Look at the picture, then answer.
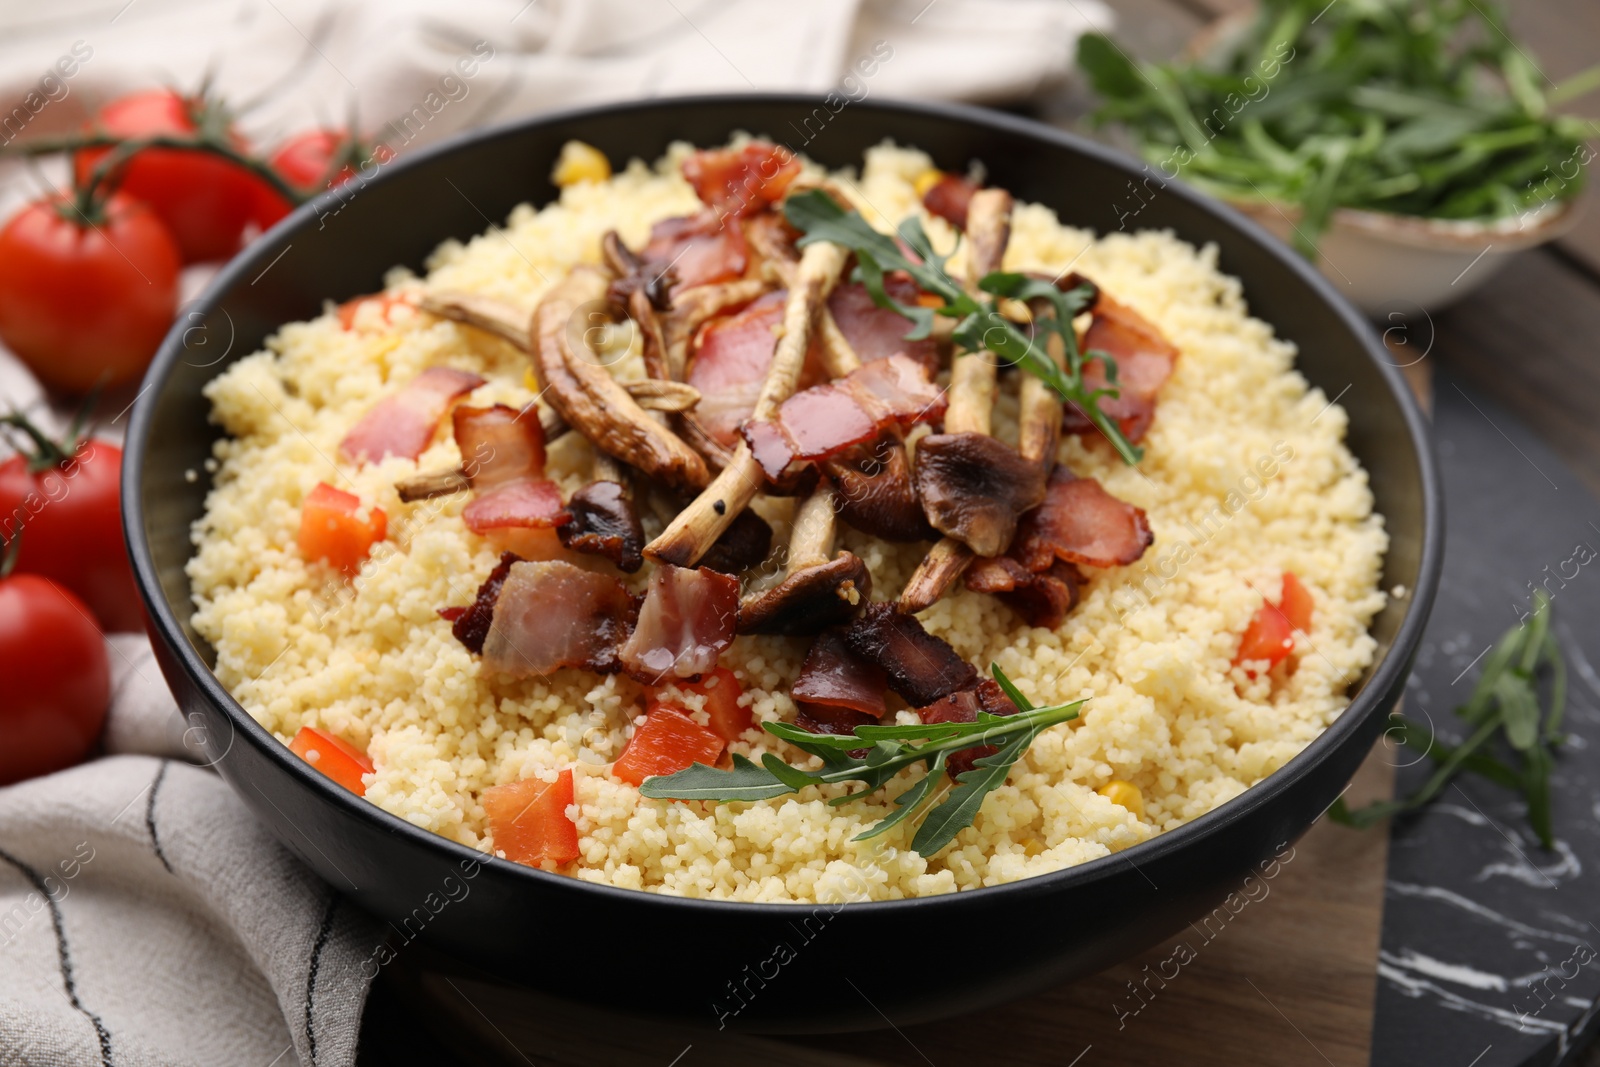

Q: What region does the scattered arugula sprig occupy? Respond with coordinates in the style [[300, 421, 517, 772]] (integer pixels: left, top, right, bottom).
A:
[[783, 189, 1143, 465], [639, 665, 1083, 857], [1331, 590, 1566, 847], [1077, 0, 1600, 257]]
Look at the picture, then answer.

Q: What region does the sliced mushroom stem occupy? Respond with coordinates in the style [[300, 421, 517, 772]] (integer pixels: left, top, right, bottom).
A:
[[786, 484, 837, 572], [623, 379, 700, 412], [646, 241, 847, 566], [1018, 300, 1068, 469], [899, 538, 973, 614], [396, 466, 473, 503], [419, 290, 531, 351], [536, 267, 710, 490], [900, 188, 1016, 611]]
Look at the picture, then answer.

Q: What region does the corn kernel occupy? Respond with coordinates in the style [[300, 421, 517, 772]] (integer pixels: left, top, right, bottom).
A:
[[1098, 780, 1143, 817], [913, 169, 944, 198], [552, 140, 611, 187], [524, 367, 539, 391]]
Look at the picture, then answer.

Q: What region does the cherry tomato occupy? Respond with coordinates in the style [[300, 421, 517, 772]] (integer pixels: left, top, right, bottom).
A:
[[75, 89, 262, 262], [254, 131, 393, 231], [0, 193, 180, 393], [0, 430, 142, 633], [0, 572, 110, 785]]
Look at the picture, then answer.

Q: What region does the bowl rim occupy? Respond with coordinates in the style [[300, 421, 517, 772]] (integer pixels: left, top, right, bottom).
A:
[[124, 91, 1444, 916]]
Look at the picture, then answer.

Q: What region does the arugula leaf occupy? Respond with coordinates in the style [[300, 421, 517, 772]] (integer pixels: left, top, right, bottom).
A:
[[1077, 3, 1600, 254], [640, 662, 1084, 856], [783, 190, 1143, 464], [1330, 590, 1565, 847]]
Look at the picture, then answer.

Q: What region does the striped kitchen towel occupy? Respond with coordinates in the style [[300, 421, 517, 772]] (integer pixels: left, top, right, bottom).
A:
[[0, 755, 383, 1067]]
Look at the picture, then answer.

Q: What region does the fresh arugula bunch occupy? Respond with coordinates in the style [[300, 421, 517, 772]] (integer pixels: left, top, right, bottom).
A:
[[783, 189, 1143, 465], [1078, 0, 1600, 256], [1332, 590, 1566, 847], [640, 665, 1084, 857]]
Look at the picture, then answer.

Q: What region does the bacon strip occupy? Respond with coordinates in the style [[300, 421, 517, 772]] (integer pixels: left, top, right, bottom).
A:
[[917, 678, 1020, 778], [619, 565, 740, 685], [441, 551, 519, 655], [481, 560, 635, 676], [1063, 293, 1178, 445], [340, 366, 484, 464], [450, 405, 568, 535], [1012, 470, 1154, 571], [842, 603, 977, 709], [642, 213, 748, 293], [825, 278, 940, 375], [740, 354, 946, 481], [687, 290, 785, 447], [965, 556, 1084, 629], [792, 628, 887, 718], [683, 142, 800, 218]]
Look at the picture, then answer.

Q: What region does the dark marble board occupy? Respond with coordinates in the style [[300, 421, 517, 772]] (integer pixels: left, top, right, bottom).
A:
[[1372, 367, 1600, 1067]]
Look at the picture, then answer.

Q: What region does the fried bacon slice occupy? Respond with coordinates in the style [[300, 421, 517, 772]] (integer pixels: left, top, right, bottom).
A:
[[619, 565, 740, 685], [740, 354, 946, 481], [825, 278, 940, 375], [558, 481, 645, 573], [683, 142, 801, 218], [842, 603, 977, 709], [792, 628, 887, 719], [1063, 292, 1178, 445], [440, 551, 519, 655], [641, 213, 749, 294], [480, 560, 635, 676], [917, 678, 1021, 778], [965, 556, 1085, 629], [913, 432, 1048, 558], [1011, 470, 1154, 571], [450, 404, 568, 535], [921, 173, 981, 230], [687, 290, 785, 447], [339, 366, 484, 464]]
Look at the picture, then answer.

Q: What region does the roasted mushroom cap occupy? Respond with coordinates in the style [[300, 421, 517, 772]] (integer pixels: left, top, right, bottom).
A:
[[823, 431, 936, 543], [698, 509, 775, 576], [913, 432, 1047, 558], [738, 551, 872, 636], [842, 602, 977, 708], [559, 481, 646, 573]]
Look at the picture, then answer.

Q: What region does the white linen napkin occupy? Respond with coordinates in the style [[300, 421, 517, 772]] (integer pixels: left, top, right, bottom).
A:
[[0, 1, 1111, 1062]]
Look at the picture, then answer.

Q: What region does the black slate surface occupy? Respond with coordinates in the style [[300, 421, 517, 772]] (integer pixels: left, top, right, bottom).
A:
[[1372, 367, 1600, 1067]]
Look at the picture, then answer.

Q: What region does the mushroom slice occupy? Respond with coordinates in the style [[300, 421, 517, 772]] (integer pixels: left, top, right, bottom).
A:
[[841, 603, 977, 709], [618, 565, 740, 685], [646, 240, 848, 567], [559, 480, 645, 573], [697, 509, 774, 576], [913, 432, 1047, 558], [534, 267, 710, 490], [738, 485, 871, 636], [822, 430, 935, 543], [897, 187, 1016, 609], [418, 291, 532, 351]]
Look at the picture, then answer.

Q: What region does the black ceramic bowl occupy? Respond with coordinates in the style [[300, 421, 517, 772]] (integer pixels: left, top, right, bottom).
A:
[[124, 95, 1442, 1032]]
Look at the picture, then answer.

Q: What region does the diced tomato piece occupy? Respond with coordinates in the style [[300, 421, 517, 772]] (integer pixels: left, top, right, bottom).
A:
[[482, 768, 580, 867], [653, 666, 749, 743], [1233, 597, 1295, 676], [613, 706, 726, 786], [298, 482, 387, 575], [289, 726, 374, 795], [1279, 572, 1314, 633], [337, 292, 411, 330]]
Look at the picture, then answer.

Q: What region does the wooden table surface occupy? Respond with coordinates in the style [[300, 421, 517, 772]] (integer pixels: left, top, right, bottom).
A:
[[358, 2, 1600, 1063]]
